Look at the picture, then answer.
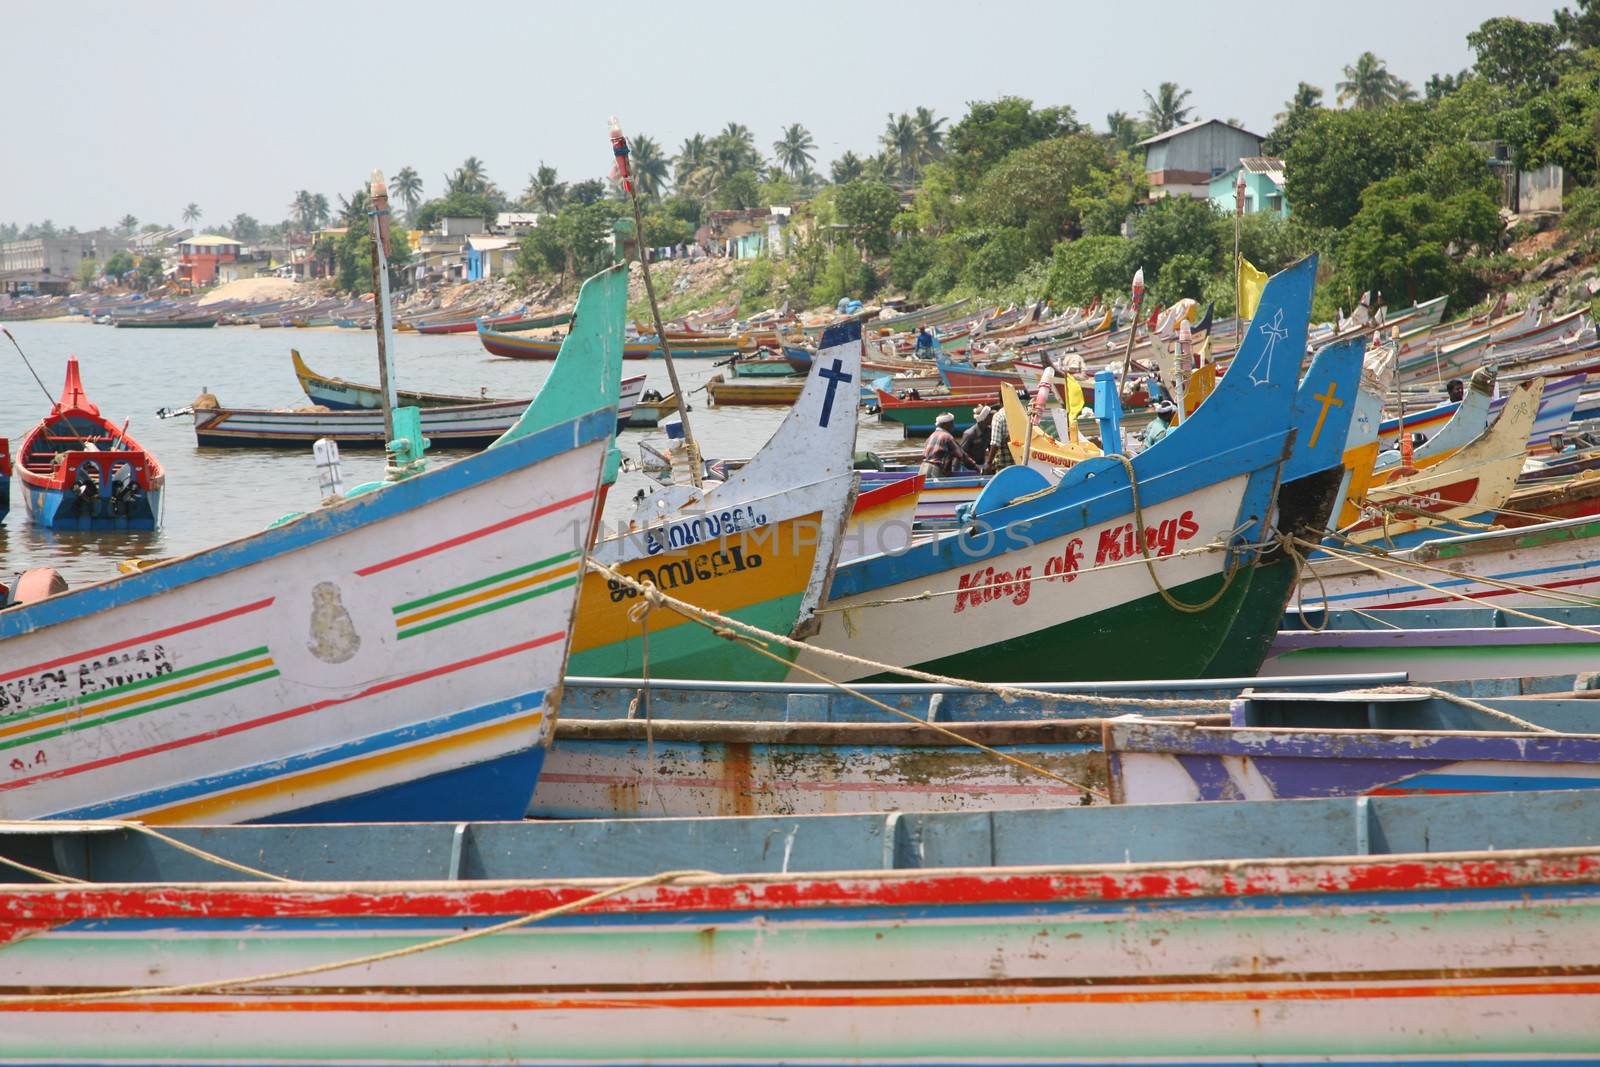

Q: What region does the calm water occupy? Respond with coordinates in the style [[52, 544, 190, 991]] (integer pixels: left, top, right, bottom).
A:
[[0, 319, 906, 587]]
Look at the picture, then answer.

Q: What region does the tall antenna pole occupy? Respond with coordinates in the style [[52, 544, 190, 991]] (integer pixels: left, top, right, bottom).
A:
[[610, 118, 703, 488]]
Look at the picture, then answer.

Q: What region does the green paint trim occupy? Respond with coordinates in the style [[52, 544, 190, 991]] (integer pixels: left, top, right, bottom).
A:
[[0, 670, 281, 753], [397, 577, 578, 640], [392, 550, 581, 614], [0, 646, 271, 727], [569, 594, 805, 682]]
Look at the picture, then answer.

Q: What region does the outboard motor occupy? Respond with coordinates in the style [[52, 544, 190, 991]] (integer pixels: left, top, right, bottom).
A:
[[72, 462, 101, 517], [109, 463, 141, 517]]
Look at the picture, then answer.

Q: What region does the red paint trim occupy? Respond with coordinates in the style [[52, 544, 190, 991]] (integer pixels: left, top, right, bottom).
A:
[[851, 474, 924, 515], [0, 631, 564, 793], [0, 598, 275, 684], [357, 492, 595, 576], [1366, 571, 1600, 610], [11, 978, 1600, 1013], [1, 852, 1596, 923]]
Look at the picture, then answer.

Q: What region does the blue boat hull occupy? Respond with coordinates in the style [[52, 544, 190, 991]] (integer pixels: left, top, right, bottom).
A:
[[22, 482, 163, 531], [252, 745, 547, 824]]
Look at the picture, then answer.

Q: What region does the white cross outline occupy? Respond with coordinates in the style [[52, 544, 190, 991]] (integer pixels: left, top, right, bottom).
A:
[[1246, 307, 1289, 386]]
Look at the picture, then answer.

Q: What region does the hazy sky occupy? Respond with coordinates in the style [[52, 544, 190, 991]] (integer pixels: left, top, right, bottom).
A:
[[3, 0, 1557, 231]]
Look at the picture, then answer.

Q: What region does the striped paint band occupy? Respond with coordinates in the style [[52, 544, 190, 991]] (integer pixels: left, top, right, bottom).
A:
[[393, 550, 581, 640], [49, 689, 551, 822], [0, 647, 271, 737], [10, 976, 1600, 1014], [0, 631, 565, 795], [0, 599, 274, 685], [1315, 555, 1600, 605], [357, 491, 594, 576]]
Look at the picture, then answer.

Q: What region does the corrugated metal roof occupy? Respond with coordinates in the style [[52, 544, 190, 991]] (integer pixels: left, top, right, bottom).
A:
[[1240, 156, 1286, 183], [182, 234, 241, 247], [1138, 118, 1264, 147]]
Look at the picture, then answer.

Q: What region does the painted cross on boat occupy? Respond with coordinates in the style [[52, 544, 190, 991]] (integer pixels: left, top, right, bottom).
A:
[[1308, 379, 1343, 449], [1246, 307, 1290, 386], [817, 357, 854, 427]]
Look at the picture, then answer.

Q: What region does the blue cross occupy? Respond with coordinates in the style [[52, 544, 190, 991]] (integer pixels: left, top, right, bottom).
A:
[[817, 356, 854, 427]]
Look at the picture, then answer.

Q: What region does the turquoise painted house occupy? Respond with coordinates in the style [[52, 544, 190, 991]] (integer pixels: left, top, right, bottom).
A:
[[1209, 157, 1289, 218]]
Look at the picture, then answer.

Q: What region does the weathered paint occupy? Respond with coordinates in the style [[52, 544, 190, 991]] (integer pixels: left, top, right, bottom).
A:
[[1106, 717, 1600, 803], [3, 792, 1600, 1061]]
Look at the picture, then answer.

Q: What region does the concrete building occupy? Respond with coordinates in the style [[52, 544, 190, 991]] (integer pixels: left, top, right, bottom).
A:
[[0, 232, 130, 284], [1140, 120, 1265, 200], [1208, 157, 1289, 218], [494, 212, 541, 235], [440, 215, 489, 238], [177, 234, 242, 286]]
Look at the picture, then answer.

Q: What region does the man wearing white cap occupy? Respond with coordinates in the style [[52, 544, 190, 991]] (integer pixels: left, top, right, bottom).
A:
[[919, 411, 971, 479]]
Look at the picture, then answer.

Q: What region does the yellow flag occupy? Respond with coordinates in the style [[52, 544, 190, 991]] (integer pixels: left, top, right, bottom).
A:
[[1062, 373, 1085, 440], [1238, 255, 1268, 320]]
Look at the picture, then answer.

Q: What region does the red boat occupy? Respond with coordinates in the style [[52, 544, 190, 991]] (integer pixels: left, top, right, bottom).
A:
[[16, 358, 165, 531], [414, 308, 526, 335]]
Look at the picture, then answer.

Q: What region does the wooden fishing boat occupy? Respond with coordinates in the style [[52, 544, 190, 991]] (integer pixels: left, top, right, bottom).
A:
[[488, 309, 573, 332], [705, 373, 804, 406], [564, 320, 862, 681], [1497, 470, 1600, 526], [187, 396, 531, 450], [16, 359, 164, 531], [111, 314, 219, 329], [995, 378, 1100, 472], [791, 258, 1317, 684], [413, 307, 525, 335], [728, 353, 802, 377], [0, 438, 9, 524], [1303, 513, 1600, 612], [0, 266, 627, 823], [5, 790, 1600, 1062], [1262, 604, 1600, 681], [859, 469, 986, 526], [1345, 377, 1543, 548], [1107, 682, 1600, 803], [480, 322, 746, 360], [626, 390, 678, 428], [873, 388, 1005, 437], [1370, 365, 1495, 484], [289, 349, 645, 435], [531, 670, 1524, 819], [841, 471, 922, 560]]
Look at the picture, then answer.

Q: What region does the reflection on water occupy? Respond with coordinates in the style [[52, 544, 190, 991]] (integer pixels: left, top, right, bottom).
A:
[[0, 319, 907, 588]]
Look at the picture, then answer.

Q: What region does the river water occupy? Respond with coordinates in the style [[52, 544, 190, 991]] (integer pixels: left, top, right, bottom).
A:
[[0, 319, 907, 588]]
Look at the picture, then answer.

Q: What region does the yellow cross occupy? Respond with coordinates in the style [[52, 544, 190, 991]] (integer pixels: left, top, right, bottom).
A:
[[1308, 380, 1343, 449]]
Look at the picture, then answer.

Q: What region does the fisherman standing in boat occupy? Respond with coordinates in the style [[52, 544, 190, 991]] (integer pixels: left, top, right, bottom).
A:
[[920, 412, 973, 479], [960, 405, 994, 472], [914, 326, 936, 359]]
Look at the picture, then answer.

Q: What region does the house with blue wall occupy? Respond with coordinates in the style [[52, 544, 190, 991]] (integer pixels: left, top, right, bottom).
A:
[[1140, 119, 1264, 200], [465, 236, 519, 281], [1209, 157, 1289, 218]]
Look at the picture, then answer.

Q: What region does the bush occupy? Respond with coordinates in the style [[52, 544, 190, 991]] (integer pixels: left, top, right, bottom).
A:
[[1045, 235, 1131, 305], [962, 227, 1034, 291], [810, 246, 878, 307], [889, 234, 934, 291]]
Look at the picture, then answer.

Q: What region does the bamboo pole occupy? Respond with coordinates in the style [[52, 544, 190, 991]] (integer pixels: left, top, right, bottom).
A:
[[610, 118, 703, 489]]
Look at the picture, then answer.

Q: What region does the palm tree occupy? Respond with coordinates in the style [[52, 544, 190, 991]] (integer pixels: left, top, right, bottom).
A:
[[630, 134, 670, 199], [773, 123, 817, 179], [116, 214, 138, 235], [1105, 111, 1145, 151], [1276, 82, 1323, 122], [1141, 83, 1193, 133], [1337, 52, 1415, 109], [338, 189, 370, 226], [524, 163, 565, 213], [182, 202, 202, 226], [447, 156, 488, 195], [881, 112, 921, 179], [392, 166, 423, 221], [719, 122, 757, 164], [830, 151, 865, 184], [674, 133, 709, 189], [913, 106, 947, 166], [311, 193, 331, 229]]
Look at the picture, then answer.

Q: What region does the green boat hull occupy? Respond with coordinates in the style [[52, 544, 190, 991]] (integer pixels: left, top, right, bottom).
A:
[[863, 570, 1251, 683], [568, 593, 805, 682]]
